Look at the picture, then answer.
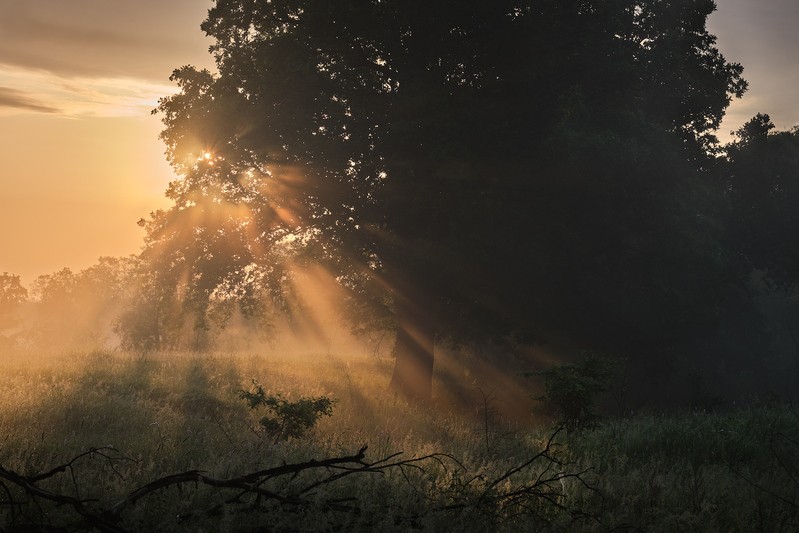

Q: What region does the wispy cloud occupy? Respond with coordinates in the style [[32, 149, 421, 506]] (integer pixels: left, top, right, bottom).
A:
[[0, 0, 213, 118], [0, 66, 177, 118], [0, 87, 60, 114], [0, 0, 214, 82]]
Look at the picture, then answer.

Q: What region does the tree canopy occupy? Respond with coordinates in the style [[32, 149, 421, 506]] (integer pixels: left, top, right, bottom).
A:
[[0, 273, 27, 337], [148, 0, 748, 400], [724, 114, 799, 285]]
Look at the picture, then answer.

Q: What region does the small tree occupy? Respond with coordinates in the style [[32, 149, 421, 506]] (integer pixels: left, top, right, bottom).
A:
[[239, 380, 335, 443], [531, 355, 615, 431]]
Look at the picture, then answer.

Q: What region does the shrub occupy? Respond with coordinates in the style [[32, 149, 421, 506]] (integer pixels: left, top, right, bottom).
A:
[[530, 354, 615, 431], [239, 379, 335, 443]]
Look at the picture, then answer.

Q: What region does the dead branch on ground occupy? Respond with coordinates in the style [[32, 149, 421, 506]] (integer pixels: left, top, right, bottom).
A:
[[0, 430, 596, 531]]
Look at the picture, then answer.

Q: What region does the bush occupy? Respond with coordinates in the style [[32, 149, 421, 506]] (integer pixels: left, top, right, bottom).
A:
[[530, 354, 615, 431], [239, 379, 335, 443]]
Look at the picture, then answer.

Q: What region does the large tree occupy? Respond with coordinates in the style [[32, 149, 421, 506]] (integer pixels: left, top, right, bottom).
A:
[[151, 0, 746, 400]]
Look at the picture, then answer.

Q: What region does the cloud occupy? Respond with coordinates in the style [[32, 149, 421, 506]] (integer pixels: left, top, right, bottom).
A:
[[710, 0, 799, 137], [0, 0, 214, 82], [0, 0, 215, 118], [0, 87, 60, 113], [0, 66, 177, 118]]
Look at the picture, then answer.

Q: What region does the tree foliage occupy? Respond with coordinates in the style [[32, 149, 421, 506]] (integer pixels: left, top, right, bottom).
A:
[[531, 355, 616, 431], [27, 258, 138, 349], [724, 114, 799, 285], [0, 273, 27, 347], [134, 151, 295, 350], [146, 0, 749, 399], [239, 380, 335, 443]]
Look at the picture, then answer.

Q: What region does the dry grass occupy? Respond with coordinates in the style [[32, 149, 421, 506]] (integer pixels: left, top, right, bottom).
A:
[[0, 348, 797, 531]]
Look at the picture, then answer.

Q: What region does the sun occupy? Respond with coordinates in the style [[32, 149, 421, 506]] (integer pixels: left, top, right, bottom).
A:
[[197, 151, 215, 165]]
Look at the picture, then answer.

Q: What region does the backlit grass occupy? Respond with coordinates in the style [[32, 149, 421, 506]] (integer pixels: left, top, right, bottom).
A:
[[0, 348, 797, 531]]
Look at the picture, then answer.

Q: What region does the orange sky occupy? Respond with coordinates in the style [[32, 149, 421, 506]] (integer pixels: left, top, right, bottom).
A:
[[0, 0, 797, 286], [0, 0, 215, 285]]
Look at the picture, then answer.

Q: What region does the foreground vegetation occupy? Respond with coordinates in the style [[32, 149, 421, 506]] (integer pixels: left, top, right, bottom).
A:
[[0, 348, 797, 531]]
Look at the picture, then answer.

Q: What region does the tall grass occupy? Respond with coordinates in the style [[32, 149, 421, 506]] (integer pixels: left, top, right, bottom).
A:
[[0, 348, 797, 531]]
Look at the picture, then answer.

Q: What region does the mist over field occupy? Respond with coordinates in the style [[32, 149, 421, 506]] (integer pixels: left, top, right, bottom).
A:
[[3, 0, 799, 531]]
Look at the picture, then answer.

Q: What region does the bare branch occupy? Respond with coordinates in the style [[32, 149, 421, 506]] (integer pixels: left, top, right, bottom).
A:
[[0, 428, 596, 531]]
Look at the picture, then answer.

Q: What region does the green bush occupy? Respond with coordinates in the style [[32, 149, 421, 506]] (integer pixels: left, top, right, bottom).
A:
[[530, 354, 615, 431], [239, 379, 335, 443]]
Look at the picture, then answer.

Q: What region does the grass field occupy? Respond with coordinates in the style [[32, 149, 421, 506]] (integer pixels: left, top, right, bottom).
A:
[[0, 348, 797, 531]]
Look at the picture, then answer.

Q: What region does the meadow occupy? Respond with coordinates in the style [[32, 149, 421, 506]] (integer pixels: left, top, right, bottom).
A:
[[0, 347, 797, 531]]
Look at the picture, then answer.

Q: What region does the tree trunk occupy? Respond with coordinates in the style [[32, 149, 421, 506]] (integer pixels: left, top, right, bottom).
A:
[[389, 290, 435, 403]]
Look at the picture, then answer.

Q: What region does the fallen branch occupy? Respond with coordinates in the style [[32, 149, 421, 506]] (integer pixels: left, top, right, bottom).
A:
[[0, 430, 597, 531], [109, 445, 372, 517], [0, 463, 125, 533]]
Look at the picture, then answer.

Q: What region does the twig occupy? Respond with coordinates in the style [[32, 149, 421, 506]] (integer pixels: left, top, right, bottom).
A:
[[211, 410, 237, 449], [28, 447, 122, 483], [731, 467, 798, 510]]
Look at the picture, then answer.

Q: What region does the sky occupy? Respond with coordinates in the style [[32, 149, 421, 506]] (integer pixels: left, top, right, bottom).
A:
[[0, 0, 797, 286], [0, 0, 215, 285]]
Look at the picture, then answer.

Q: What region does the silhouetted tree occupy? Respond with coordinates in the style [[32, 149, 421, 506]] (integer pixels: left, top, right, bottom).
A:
[[151, 0, 746, 400], [134, 159, 298, 350], [29, 257, 138, 349], [0, 273, 27, 347], [725, 114, 799, 284], [701, 115, 799, 400], [0, 273, 26, 323]]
